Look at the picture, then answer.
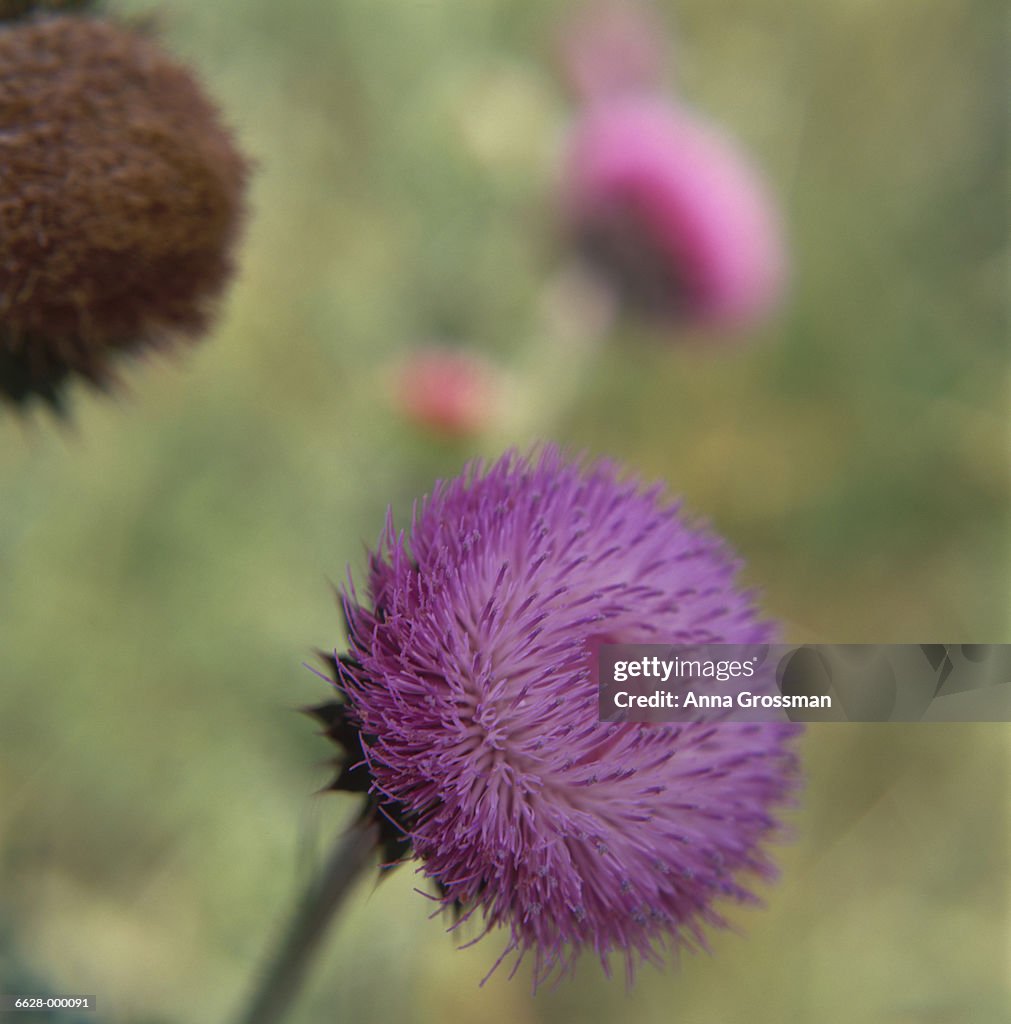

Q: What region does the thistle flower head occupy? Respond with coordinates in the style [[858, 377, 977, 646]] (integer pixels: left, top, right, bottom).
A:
[[563, 95, 786, 332], [0, 1, 95, 20], [320, 448, 801, 986], [390, 346, 501, 438], [0, 14, 248, 409]]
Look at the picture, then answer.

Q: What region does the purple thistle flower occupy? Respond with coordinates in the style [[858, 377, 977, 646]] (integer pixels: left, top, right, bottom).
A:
[[320, 447, 801, 987], [563, 95, 787, 332]]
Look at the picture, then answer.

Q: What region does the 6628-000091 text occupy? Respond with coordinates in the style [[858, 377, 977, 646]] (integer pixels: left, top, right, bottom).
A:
[[0, 996, 96, 1012]]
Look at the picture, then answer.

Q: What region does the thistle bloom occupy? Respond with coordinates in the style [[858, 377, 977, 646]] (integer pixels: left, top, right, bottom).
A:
[[562, 95, 787, 331], [0, 15, 248, 409], [319, 448, 801, 986]]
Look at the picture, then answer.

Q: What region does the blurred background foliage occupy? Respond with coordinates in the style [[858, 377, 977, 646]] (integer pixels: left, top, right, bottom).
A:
[[0, 0, 1008, 1021]]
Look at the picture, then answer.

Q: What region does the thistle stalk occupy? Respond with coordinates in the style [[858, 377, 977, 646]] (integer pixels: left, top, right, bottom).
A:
[[234, 818, 378, 1024]]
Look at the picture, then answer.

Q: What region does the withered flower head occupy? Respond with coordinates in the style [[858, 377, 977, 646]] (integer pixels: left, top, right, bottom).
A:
[[0, 14, 248, 409], [0, 2, 97, 22]]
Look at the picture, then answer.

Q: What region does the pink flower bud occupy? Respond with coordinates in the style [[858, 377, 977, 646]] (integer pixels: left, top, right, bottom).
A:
[[557, 0, 669, 104], [392, 348, 499, 437]]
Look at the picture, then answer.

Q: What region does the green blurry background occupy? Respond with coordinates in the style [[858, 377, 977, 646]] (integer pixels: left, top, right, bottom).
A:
[[1, 0, 1008, 1021]]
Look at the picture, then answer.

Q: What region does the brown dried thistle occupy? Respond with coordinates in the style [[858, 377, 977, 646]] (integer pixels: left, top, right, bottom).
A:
[[0, 14, 249, 410]]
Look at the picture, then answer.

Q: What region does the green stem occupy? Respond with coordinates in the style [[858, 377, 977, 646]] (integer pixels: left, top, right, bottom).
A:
[[234, 818, 379, 1024]]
